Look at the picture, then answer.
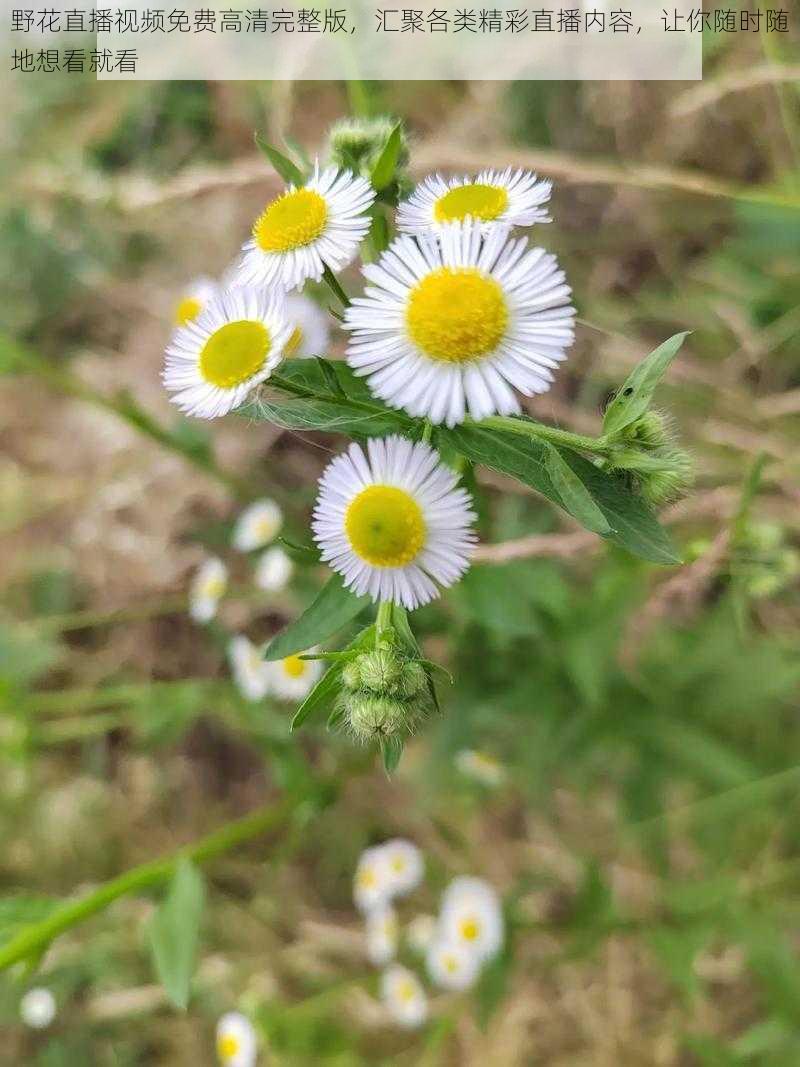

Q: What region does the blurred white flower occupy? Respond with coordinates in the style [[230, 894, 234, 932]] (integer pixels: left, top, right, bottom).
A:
[[426, 937, 481, 992], [233, 499, 284, 552], [267, 650, 322, 702], [439, 876, 504, 964], [216, 1011, 257, 1067], [189, 557, 228, 623], [283, 292, 332, 358], [455, 749, 506, 788], [174, 275, 218, 326], [381, 964, 428, 1029], [365, 903, 399, 966], [228, 635, 270, 702], [354, 844, 392, 913], [382, 838, 424, 898], [255, 545, 294, 592], [406, 913, 437, 955], [20, 987, 56, 1029]]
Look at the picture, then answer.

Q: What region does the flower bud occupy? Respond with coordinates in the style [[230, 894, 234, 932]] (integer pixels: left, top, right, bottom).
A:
[[638, 447, 694, 505], [342, 659, 362, 692], [327, 117, 409, 179], [355, 648, 404, 695], [624, 410, 673, 450], [395, 659, 427, 699], [347, 693, 408, 741]]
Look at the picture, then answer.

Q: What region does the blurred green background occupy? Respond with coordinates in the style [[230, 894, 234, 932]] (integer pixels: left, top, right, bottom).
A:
[[1, 25, 800, 1066]]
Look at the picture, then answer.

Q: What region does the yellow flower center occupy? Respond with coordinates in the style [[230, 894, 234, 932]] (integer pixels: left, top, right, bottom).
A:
[[459, 916, 481, 942], [175, 296, 203, 325], [444, 954, 459, 973], [201, 575, 226, 599], [199, 320, 271, 389], [434, 182, 509, 223], [391, 856, 406, 873], [397, 979, 416, 1003], [284, 325, 304, 357], [282, 653, 307, 679], [406, 268, 508, 363], [345, 485, 426, 568], [253, 188, 328, 253], [217, 1034, 240, 1061], [358, 867, 376, 888]]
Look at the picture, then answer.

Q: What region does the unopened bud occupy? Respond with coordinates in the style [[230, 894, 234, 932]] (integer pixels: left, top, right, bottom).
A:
[[342, 659, 362, 691], [356, 649, 403, 695], [624, 410, 673, 450], [327, 117, 408, 179], [347, 693, 408, 742], [638, 447, 694, 505]]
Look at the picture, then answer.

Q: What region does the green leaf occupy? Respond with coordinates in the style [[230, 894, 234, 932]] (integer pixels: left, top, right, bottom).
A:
[[543, 443, 610, 534], [264, 574, 369, 661], [277, 536, 322, 565], [254, 133, 305, 186], [241, 391, 409, 438], [370, 121, 403, 191], [602, 332, 690, 437], [147, 859, 204, 1011], [291, 662, 344, 732], [442, 424, 680, 565], [381, 735, 404, 774]]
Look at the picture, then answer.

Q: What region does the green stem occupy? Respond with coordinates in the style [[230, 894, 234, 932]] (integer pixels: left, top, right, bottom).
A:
[[0, 787, 334, 973], [321, 264, 350, 310], [421, 419, 433, 444], [376, 601, 393, 642], [477, 415, 613, 457]]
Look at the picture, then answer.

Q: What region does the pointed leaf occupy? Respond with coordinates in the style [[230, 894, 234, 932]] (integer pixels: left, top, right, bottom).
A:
[[254, 133, 304, 186], [278, 536, 321, 565], [602, 332, 690, 437], [370, 121, 403, 191], [264, 574, 369, 661], [543, 443, 610, 534], [381, 735, 404, 775], [147, 859, 204, 1011], [291, 662, 344, 732]]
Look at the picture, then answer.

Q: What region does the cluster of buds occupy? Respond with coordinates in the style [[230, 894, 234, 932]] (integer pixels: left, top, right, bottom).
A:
[[608, 410, 694, 506], [337, 646, 431, 743]]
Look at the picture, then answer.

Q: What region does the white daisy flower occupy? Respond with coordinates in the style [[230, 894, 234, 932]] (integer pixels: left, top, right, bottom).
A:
[[216, 1011, 257, 1067], [233, 499, 284, 552], [283, 292, 332, 358], [406, 913, 437, 955], [455, 749, 507, 788], [397, 168, 552, 236], [189, 557, 228, 623], [163, 286, 291, 420], [228, 635, 270, 702], [354, 844, 393, 913], [238, 164, 376, 292], [439, 877, 504, 964], [366, 903, 399, 966], [267, 649, 323, 702], [381, 964, 428, 1029], [20, 987, 56, 1029], [312, 435, 476, 611], [174, 275, 218, 326], [344, 220, 575, 426], [426, 937, 481, 992], [254, 545, 294, 592], [382, 838, 424, 898]]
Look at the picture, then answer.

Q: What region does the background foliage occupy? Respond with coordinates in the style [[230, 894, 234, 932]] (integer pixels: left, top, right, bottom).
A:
[[1, 32, 799, 1065]]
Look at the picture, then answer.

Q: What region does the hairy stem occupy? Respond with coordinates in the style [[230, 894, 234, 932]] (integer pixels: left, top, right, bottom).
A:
[[477, 415, 613, 456]]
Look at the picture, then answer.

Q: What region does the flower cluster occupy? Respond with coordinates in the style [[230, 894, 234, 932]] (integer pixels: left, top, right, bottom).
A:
[[165, 116, 691, 762], [353, 839, 504, 1029]]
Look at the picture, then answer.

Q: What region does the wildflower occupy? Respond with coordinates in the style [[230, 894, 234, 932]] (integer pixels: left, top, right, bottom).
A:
[[233, 499, 284, 552], [426, 937, 481, 991], [366, 903, 399, 966], [228, 635, 270, 702], [267, 650, 322, 702], [189, 557, 228, 623], [174, 275, 218, 326], [216, 1011, 257, 1067], [344, 220, 575, 426], [354, 844, 392, 913], [238, 164, 375, 291], [406, 913, 437, 955], [20, 988, 56, 1029], [381, 964, 428, 1028], [439, 877, 504, 964], [397, 168, 551, 236], [283, 292, 332, 359], [163, 287, 291, 419], [312, 436, 476, 610], [254, 545, 294, 592], [382, 838, 424, 897], [455, 749, 506, 788]]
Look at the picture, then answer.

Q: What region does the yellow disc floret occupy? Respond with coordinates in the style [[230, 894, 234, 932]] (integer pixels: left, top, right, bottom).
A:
[[282, 654, 307, 679], [459, 916, 481, 942], [284, 325, 304, 357], [175, 296, 203, 326], [217, 1034, 240, 1061], [406, 268, 508, 363], [253, 188, 328, 253], [434, 182, 508, 223], [345, 485, 426, 568], [199, 320, 271, 389]]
